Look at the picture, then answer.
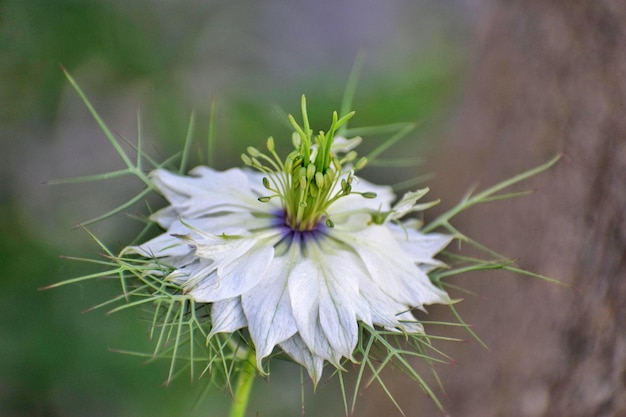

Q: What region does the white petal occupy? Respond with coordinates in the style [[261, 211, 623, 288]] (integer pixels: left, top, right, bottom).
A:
[[331, 136, 362, 153], [210, 297, 247, 335], [389, 225, 452, 265], [310, 246, 365, 360], [187, 243, 274, 302], [318, 284, 358, 362], [126, 219, 196, 258], [357, 271, 407, 329], [182, 212, 275, 237], [126, 212, 274, 261], [287, 259, 338, 364], [388, 188, 431, 221], [151, 167, 264, 217], [150, 206, 178, 229], [288, 246, 366, 364], [287, 259, 320, 349], [279, 334, 324, 385], [335, 225, 451, 307], [242, 254, 298, 368], [393, 310, 425, 334], [125, 232, 190, 259], [192, 234, 258, 262]]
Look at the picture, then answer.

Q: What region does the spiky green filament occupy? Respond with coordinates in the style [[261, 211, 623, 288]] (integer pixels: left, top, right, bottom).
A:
[[242, 95, 374, 231]]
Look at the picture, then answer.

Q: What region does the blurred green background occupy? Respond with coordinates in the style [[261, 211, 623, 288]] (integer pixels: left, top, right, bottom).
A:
[[0, 1, 470, 415]]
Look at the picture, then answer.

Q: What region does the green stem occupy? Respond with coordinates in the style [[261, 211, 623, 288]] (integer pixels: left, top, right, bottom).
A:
[[229, 350, 257, 417]]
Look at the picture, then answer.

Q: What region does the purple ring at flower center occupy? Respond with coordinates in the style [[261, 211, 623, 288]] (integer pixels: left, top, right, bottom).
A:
[[272, 210, 326, 246]]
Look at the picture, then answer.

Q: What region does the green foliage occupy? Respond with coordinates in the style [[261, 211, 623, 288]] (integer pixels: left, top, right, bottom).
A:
[[0, 0, 164, 123]]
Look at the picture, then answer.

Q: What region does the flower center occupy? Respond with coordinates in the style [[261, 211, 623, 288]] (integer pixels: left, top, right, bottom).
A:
[[242, 96, 376, 232]]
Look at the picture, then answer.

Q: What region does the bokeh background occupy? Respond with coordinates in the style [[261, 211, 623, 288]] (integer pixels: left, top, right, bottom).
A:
[[2, 1, 625, 416]]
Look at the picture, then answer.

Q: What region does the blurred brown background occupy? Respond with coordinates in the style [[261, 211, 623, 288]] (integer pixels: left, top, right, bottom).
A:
[[394, 1, 626, 416], [1, 1, 624, 416]]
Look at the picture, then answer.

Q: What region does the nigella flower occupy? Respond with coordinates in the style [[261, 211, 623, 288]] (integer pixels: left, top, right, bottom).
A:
[[126, 98, 452, 383]]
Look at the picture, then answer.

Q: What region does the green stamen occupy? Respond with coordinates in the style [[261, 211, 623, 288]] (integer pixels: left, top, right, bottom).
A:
[[242, 96, 377, 231]]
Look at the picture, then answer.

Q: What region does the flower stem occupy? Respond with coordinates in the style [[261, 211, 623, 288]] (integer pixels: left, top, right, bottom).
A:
[[229, 350, 256, 417]]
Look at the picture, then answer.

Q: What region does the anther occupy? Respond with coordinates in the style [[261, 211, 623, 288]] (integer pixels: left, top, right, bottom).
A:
[[247, 146, 261, 157], [306, 164, 316, 180], [241, 154, 253, 166], [343, 151, 357, 163], [291, 132, 301, 148], [251, 158, 263, 170], [315, 171, 324, 189], [266, 137, 275, 152], [354, 157, 368, 171]]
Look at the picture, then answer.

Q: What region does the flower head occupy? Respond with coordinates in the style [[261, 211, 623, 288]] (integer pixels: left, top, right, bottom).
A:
[[127, 96, 452, 383], [50, 72, 562, 417]]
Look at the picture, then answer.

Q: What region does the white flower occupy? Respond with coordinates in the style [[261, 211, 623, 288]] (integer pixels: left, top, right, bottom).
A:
[[127, 103, 452, 384]]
